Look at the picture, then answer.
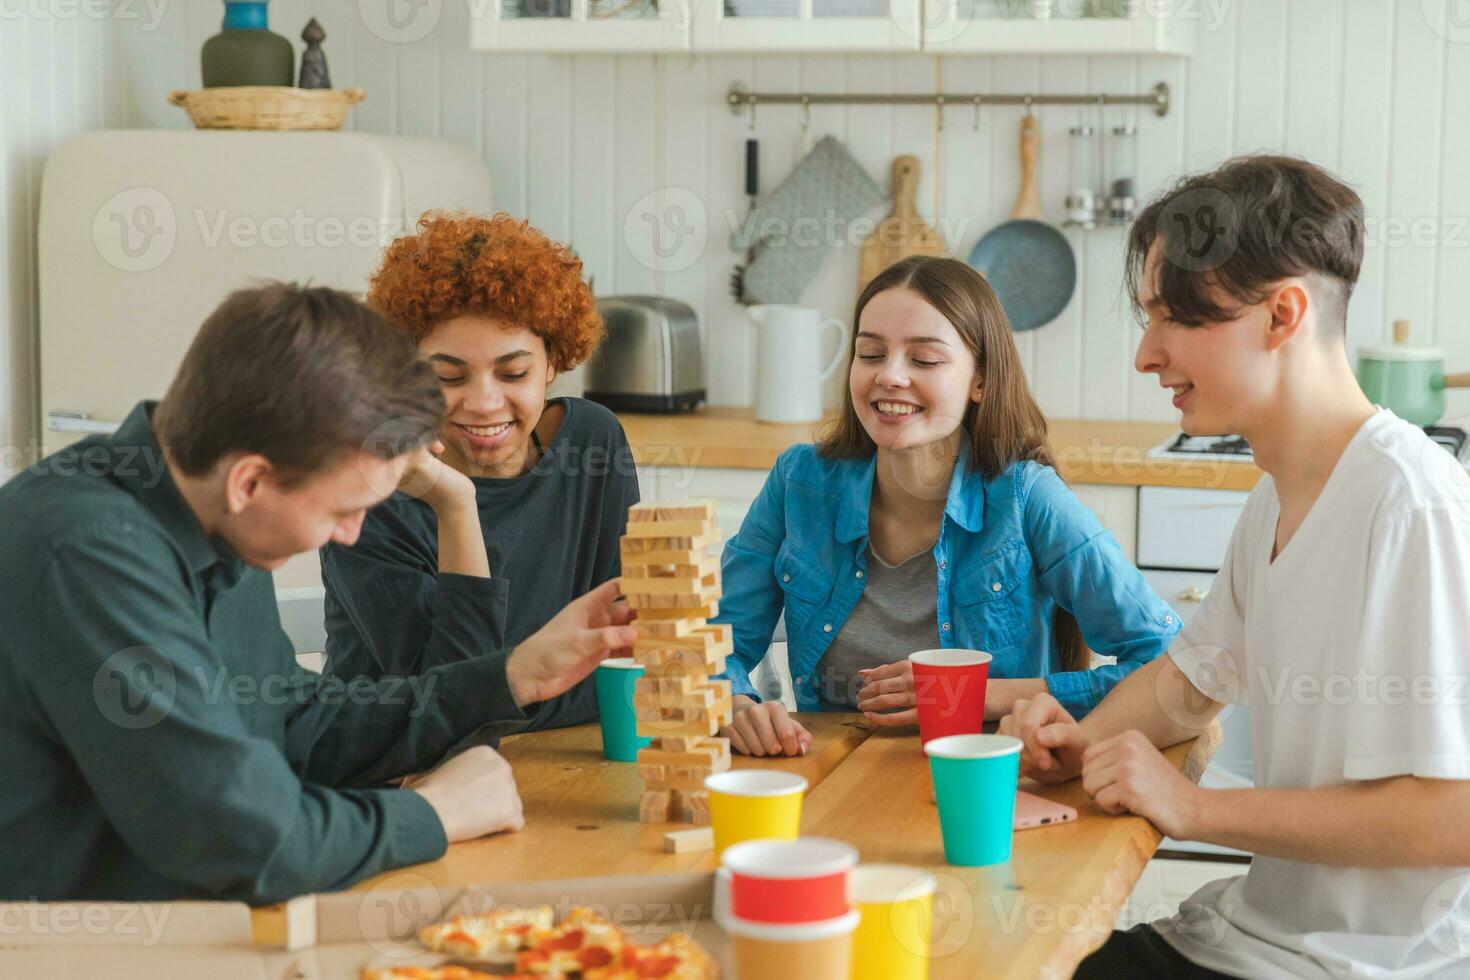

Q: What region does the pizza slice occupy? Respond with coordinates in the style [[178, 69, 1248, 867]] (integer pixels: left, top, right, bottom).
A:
[[417, 904, 555, 967], [360, 966, 538, 980]]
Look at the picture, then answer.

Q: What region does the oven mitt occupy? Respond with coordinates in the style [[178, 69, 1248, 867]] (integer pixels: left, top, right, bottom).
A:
[[732, 135, 884, 305]]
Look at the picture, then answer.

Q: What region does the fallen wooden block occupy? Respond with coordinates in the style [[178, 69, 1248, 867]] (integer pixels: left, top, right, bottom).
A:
[[663, 826, 714, 854]]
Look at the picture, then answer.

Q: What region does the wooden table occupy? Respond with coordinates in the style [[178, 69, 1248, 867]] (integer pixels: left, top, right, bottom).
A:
[[250, 713, 870, 944], [252, 714, 1219, 978], [798, 724, 1223, 980]]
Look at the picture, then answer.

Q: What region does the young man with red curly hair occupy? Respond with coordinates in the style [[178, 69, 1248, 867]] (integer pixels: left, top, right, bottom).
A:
[[320, 212, 639, 731]]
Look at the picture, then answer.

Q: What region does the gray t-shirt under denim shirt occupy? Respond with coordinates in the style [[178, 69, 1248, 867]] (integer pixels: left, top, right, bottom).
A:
[[815, 544, 940, 708]]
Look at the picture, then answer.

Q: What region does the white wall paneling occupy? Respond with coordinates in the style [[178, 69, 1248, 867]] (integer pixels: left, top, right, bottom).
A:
[[6, 0, 1470, 472]]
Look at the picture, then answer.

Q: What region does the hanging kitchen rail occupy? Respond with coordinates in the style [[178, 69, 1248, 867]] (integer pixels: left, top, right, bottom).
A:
[[728, 80, 1171, 119]]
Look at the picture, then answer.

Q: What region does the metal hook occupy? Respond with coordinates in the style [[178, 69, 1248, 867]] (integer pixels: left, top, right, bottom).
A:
[[936, 94, 945, 132], [748, 99, 757, 130], [972, 95, 982, 131], [1023, 94, 1034, 118], [800, 95, 811, 132]]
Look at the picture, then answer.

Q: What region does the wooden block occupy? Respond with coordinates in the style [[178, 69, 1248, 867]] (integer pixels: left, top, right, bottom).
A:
[[636, 713, 721, 740], [629, 501, 718, 523], [637, 763, 670, 784], [635, 674, 702, 698], [620, 531, 719, 552], [671, 789, 710, 826], [635, 647, 727, 676], [689, 791, 711, 827], [636, 601, 719, 621], [625, 585, 721, 611], [635, 684, 721, 719], [623, 519, 716, 540], [620, 569, 722, 596], [635, 623, 731, 654], [656, 735, 703, 753], [663, 826, 715, 853], [639, 789, 673, 824], [637, 739, 731, 773], [621, 555, 720, 580]]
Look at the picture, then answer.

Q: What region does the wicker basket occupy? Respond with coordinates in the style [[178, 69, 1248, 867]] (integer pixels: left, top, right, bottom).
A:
[[168, 86, 365, 131]]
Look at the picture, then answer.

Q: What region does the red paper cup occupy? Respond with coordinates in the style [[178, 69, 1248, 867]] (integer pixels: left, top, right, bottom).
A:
[[717, 838, 858, 925], [908, 649, 991, 744]]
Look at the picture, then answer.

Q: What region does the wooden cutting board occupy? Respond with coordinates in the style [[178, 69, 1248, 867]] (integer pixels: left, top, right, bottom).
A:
[[857, 155, 945, 291]]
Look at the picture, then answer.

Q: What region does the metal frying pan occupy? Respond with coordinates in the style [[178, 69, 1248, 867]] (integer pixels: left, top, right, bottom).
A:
[[967, 114, 1076, 332]]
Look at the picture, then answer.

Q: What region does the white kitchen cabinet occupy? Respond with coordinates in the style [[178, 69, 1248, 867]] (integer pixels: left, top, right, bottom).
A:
[[691, 0, 922, 53], [922, 8, 1194, 55], [468, 2, 1192, 53], [470, 0, 691, 51], [1072, 483, 1138, 565]]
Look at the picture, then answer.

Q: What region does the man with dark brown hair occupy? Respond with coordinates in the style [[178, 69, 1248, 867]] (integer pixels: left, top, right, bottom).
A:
[[1003, 156, 1470, 978], [0, 283, 636, 904]]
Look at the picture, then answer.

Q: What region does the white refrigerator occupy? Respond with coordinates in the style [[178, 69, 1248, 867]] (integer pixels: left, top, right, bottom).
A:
[[38, 130, 494, 645]]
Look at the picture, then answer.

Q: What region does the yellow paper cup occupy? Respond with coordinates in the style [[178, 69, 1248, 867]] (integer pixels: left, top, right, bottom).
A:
[[849, 864, 937, 980], [704, 770, 808, 857]]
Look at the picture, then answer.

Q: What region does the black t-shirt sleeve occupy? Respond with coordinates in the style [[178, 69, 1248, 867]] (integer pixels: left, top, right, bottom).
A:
[[320, 500, 510, 679]]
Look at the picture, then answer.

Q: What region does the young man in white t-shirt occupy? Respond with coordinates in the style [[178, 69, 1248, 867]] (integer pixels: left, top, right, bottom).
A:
[[1001, 155, 1470, 979]]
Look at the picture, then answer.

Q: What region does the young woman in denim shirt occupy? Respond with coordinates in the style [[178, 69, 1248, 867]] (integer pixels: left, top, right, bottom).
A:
[[714, 256, 1180, 756]]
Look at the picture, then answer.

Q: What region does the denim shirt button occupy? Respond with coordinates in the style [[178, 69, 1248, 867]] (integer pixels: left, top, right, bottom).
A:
[[855, 570, 864, 579], [991, 582, 1002, 592], [782, 574, 790, 583], [823, 623, 833, 633], [939, 560, 947, 570], [942, 622, 951, 631], [1165, 615, 1175, 626]]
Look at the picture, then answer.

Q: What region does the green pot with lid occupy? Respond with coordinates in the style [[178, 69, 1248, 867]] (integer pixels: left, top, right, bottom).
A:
[[1356, 320, 1470, 427]]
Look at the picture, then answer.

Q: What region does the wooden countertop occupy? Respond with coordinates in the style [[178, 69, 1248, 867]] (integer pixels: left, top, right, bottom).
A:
[[621, 407, 1262, 491], [252, 715, 1220, 980]]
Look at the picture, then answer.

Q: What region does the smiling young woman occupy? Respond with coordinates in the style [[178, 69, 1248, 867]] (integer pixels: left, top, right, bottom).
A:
[[711, 255, 1180, 757], [318, 212, 639, 732]]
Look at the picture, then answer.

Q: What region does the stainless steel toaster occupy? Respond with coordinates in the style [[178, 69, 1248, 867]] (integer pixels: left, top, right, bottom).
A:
[[585, 295, 705, 414]]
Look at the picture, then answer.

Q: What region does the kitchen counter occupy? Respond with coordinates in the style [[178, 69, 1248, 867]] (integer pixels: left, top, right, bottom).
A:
[[620, 408, 1263, 492]]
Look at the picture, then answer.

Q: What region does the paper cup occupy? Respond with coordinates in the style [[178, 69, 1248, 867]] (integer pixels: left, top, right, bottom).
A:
[[717, 837, 857, 925], [594, 657, 651, 762], [723, 910, 860, 980], [849, 864, 937, 980], [908, 649, 991, 744], [705, 770, 808, 857], [925, 734, 1022, 866]]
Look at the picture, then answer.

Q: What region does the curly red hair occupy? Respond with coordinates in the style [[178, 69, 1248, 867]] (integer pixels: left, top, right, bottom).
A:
[[368, 211, 603, 371]]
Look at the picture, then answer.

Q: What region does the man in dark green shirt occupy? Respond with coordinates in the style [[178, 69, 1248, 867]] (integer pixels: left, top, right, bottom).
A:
[[0, 284, 635, 904]]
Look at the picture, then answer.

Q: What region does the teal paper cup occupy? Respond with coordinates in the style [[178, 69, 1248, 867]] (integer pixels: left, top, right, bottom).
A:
[[924, 734, 1022, 866], [595, 657, 651, 762]]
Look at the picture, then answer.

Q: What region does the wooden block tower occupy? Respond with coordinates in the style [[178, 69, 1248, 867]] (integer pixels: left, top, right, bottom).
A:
[[621, 501, 735, 825]]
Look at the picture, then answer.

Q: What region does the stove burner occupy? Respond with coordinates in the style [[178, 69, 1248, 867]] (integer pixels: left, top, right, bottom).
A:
[[1150, 426, 1470, 463]]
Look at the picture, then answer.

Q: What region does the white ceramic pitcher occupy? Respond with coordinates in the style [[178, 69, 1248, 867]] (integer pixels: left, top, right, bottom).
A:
[[749, 304, 849, 424]]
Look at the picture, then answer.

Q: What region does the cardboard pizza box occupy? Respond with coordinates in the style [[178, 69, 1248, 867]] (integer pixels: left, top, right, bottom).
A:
[[0, 871, 729, 978]]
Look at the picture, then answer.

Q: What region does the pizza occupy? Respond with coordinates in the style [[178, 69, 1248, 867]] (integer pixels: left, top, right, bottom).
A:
[[416, 904, 555, 967], [358, 969, 508, 975], [411, 905, 718, 979]]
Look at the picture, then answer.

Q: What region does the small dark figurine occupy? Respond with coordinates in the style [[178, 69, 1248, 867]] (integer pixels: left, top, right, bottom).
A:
[[298, 18, 330, 90]]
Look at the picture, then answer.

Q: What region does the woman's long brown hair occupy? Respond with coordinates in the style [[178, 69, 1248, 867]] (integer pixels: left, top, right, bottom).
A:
[[817, 255, 1087, 673]]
